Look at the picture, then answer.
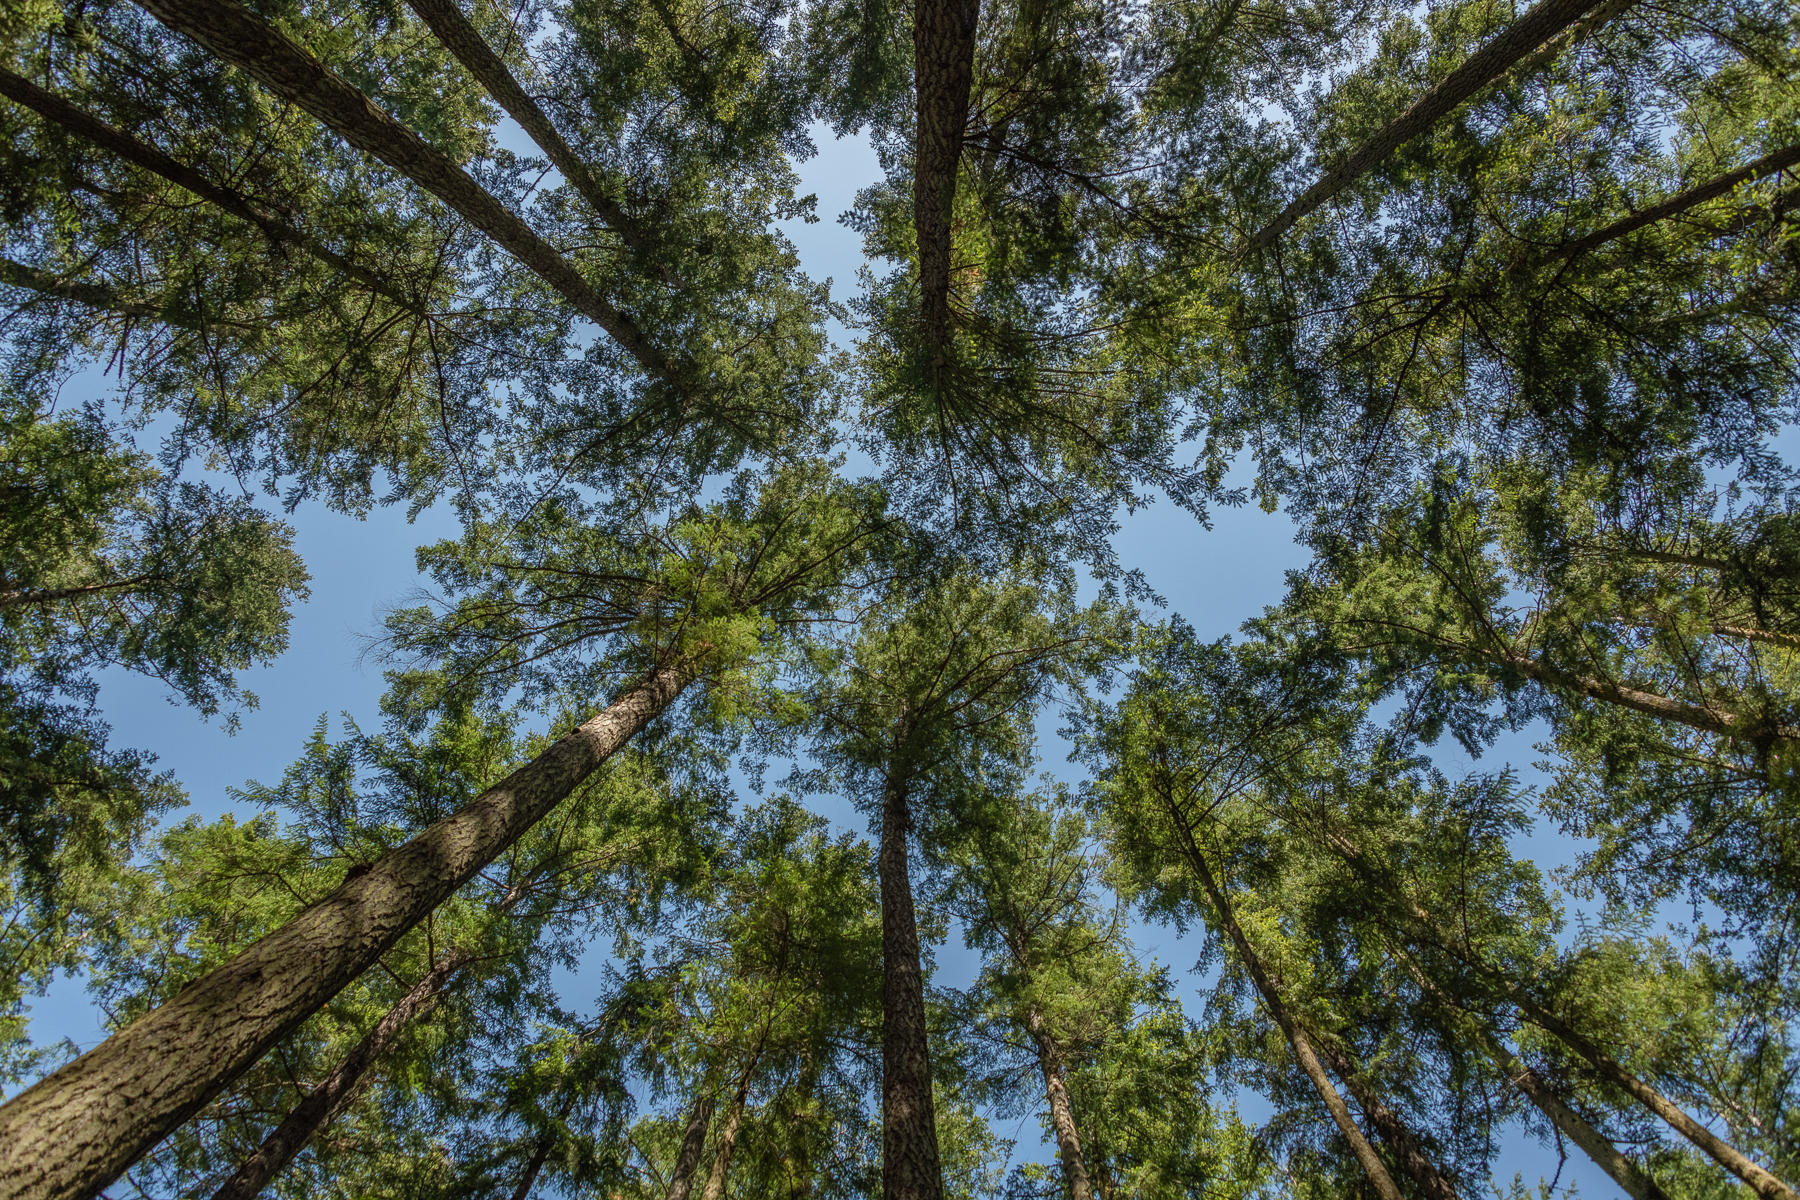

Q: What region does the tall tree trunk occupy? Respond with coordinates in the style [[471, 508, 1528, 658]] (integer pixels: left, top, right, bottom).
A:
[[666, 1087, 717, 1200], [1550, 143, 1800, 262], [0, 67, 415, 309], [133, 0, 680, 389], [399, 0, 652, 255], [1155, 782, 1405, 1200], [879, 769, 946, 1200], [912, 0, 980, 359], [0, 660, 694, 1200], [210, 953, 466, 1200], [1026, 1011, 1095, 1200], [700, 1060, 755, 1200], [1491, 648, 1799, 743], [1308, 1033, 1461, 1200], [1246, 0, 1613, 251]]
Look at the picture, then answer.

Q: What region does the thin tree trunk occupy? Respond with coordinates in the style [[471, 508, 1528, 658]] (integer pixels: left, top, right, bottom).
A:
[[0, 572, 162, 610], [1026, 1011, 1095, 1200], [1493, 648, 1800, 742], [1550, 143, 1800, 262], [0, 67, 415, 309], [509, 1126, 558, 1200], [1246, 0, 1610, 251], [0, 259, 254, 332], [133, 0, 680, 389], [1155, 782, 1405, 1200], [1389, 944, 1671, 1200], [210, 953, 466, 1200], [1308, 1033, 1460, 1200], [666, 1088, 717, 1200], [913, 0, 980, 358], [879, 768, 946, 1200], [400, 0, 652, 254], [0, 660, 694, 1200], [700, 1057, 757, 1200]]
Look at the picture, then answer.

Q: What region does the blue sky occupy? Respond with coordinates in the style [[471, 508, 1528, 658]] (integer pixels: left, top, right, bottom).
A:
[[22, 121, 1637, 1196]]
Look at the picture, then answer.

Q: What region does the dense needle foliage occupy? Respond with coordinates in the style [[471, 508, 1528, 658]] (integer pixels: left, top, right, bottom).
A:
[[1, 0, 1798, 1196]]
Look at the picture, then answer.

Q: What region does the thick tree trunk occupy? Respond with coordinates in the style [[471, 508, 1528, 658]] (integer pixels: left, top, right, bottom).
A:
[[0, 67, 414, 309], [912, 0, 980, 357], [1551, 143, 1800, 262], [1493, 648, 1800, 742], [1026, 1012, 1095, 1200], [133, 0, 679, 388], [666, 1088, 717, 1200], [0, 661, 693, 1200], [210, 953, 465, 1200], [400, 0, 650, 254], [1158, 785, 1404, 1200], [1247, 0, 1610, 251], [879, 770, 947, 1200]]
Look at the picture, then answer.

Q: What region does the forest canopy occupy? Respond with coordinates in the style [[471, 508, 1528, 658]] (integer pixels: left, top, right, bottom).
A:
[[1, 0, 1798, 1197]]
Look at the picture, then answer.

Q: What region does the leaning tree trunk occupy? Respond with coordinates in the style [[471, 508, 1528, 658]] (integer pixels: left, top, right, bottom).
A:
[[912, 0, 980, 360], [879, 768, 947, 1200], [1491, 648, 1800, 743], [1246, 0, 1613, 251], [1310, 1034, 1461, 1200], [1157, 784, 1405, 1200], [1026, 1011, 1096, 1200], [665, 1085, 717, 1200], [133, 0, 679, 387], [1550, 143, 1800, 262], [701, 1048, 761, 1200], [507, 1093, 580, 1200], [210, 953, 467, 1200], [0, 660, 694, 1200]]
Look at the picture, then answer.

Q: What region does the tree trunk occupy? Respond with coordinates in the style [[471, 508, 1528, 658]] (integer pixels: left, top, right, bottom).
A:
[[879, 769, 946, 1200], [700, 1063, 754, 1200], [1308, 1034, 1461, 1200], [1493, 648, 1799, 743], [912, 0, 980, 357], [134, 0, 679, 389], [1550, 142, 1800, 262], [0, 67, 414, 310], [1026, 1012, 1096, 1200], [210, 953, 466, 1200], [400, 0, 651, 255], [0, 259, 255, 333], [1156, 784, 1405, 1200], [0, 660, 693, 1200], [666, 1088, 717, 1200], [1247, 0, 1610, 251]]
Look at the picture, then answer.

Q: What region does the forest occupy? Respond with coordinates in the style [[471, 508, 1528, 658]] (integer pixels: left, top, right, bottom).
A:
[[0, 0, 1798, 1196]]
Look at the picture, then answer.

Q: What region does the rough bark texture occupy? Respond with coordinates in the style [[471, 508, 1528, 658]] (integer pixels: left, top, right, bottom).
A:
[[0, 66, 413, 308], [210, 954, 465, 1200], [1247, 0, 1606, 251], [1494, 649, 1800, 742], [1159, 785, 1405, 1200], [665, 1089, 716, 1200], [1517, 998, 1799, 1200], [132, 0, 679, 387], [1027, 1012, 1096, 1200], [912, 0, 980, 357], [880, 771, 947, 1200], [1552, 142, 1800, 261], [1311, 1035, 1462, 1200], [400, 0, 651, 252], [0, 661, 692, 1200]]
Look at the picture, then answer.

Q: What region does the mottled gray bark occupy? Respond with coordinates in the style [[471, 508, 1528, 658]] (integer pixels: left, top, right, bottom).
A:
[[880, 769, 946, 1200], [210, 954, 466, 1200], [1026, 1013, 1095, 1200], [0, 661, 692, 1200], [132, 0, 679, 388], [1247, 0, 1611, 251]]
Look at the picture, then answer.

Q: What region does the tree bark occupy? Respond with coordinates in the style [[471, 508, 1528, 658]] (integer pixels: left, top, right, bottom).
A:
[[132, 0, 680, 389], [700, 1057, 756, 1200], [0, 259, 256, 333], [666, 1087, 717, 1200], [0, 660, 694, 1200], [1156, 783, 1405, 1200], [0, 67, 415, 310], [1550, 142, 1800, 262], [879, 769, 946, 1200], [1246, 0, 1611, 251], [400, 0, 652, 254], [210, 953, 466, 1200], [1308, 1033, 1461, 1200], [1026, 1011, 1096, 1200], [912, 0, 980, 358], [1493, 648, 1800, 743]]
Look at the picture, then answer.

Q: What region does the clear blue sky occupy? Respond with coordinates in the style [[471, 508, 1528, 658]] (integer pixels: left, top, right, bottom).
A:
[[27, 122, 1632, 1196]]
